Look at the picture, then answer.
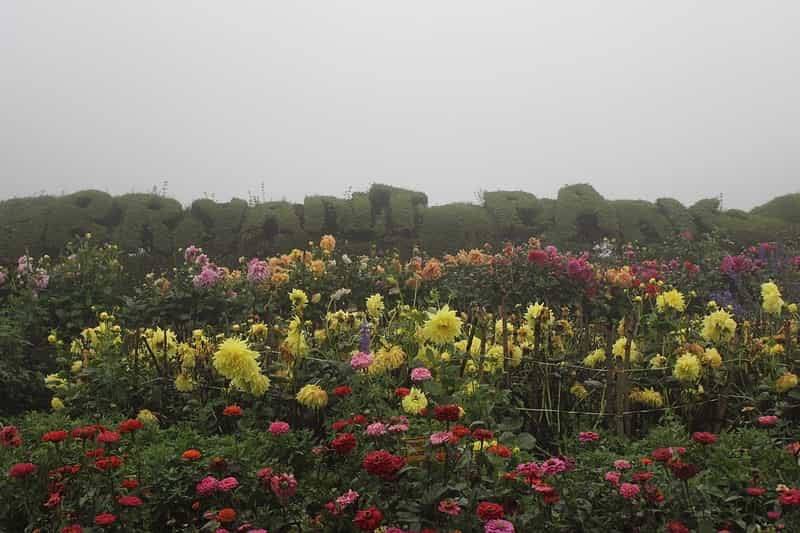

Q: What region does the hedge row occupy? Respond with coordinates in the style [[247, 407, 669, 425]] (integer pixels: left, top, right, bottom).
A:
[[1, 184, 798, 261]]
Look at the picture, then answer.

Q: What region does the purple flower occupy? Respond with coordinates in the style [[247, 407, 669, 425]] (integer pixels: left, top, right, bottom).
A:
[[193, 265, 221, 288], [359, 321, 371, 353]]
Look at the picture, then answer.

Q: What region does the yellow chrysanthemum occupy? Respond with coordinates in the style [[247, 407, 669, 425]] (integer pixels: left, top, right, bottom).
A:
[[612, 337, 642, 364], [233, 373, 271, 396], [70, 360, 83, 374], [703, 347, 723, 369], [776, 372, 798, 393], [249, 322, 268, 339], [761, 282, 784, 315], [701, 309, 737, 343], [366, 294, 385, 320], [656, 289, 686, 313], [583, 348, 606, 368], [175, 373, 196, 392], [630, 387, 664, 407], [462, 379, 480, 396], [673, 353, 701, 383], [402, 387, 428, 415], [44, 373, 67, 390], [51, 397, 65, 411], [525, 302, 553, 328], [649, 354, 668, 369], [283, 316, 309, 358], [422, 305, 462, 344], [137, 409, 158, 424], [369, 345, 406, 375], [296, 384, 328, 409], [570, 383, 589, 400], [289, 289, 309, 311]]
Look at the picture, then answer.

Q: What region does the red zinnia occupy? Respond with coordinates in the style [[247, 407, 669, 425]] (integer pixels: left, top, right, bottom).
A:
[[476, 501, 504, 521], [71, 425, 98, 440], [353, 506, 383, 530], [352, 414, 368, 425], [362, 450, 405, 481], [0, 426, 22, 448], [332, 419, 351, 432], [118, 419, 144, 433], [665, 521, 689, 533], [61, 525, 83, 533], [669, 461, 700, 481], [122, 478, 140, 489], [42, 430, 69, 443], [118, 495, 143, 507], [94, 513, 117, 526], [97, 431, 120, 444], [395, 387, 411, 397], [216, 508, 236, 523], [452, 425, 471, 438], [779, 488, 800, 507], [333, 385, 352, 397], [434, 404, 461, 422], [651, 448, 674, 462], [223, 405, 244, 417], [8, 462, 36, 478], [331, 433, 357, 455], [691, 431, 717, 445], [472, 429, 494, 441], [746, 487, 767, 497], [182, 449, 202, 461], [95, 455, 123, 470]]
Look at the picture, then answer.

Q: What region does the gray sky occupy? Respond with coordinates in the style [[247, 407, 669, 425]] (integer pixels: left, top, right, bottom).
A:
[[2, 1, 798, 209]]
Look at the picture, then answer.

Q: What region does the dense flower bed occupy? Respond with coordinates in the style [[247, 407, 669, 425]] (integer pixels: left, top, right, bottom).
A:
[[0, 234, 799, 531]]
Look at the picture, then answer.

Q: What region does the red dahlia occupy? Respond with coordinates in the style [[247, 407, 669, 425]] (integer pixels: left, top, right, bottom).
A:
[[8, 462, 36, 478]]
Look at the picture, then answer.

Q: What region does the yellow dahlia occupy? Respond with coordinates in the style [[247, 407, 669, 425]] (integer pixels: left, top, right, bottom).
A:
[[673, 353, 701, 383], [776, 372, 798, 393], [422, 305, 462, 344], [402, 387, 428, 415], [761, 282, 784, 315], [296, 384, 328, 409], [656, 289, 686, 313], [702, 347, 723, 369], [701, 309, 737, 343], [366, 293, 385, 320]]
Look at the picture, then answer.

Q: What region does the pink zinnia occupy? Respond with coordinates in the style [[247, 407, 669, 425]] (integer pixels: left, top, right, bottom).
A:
[[388, 423, 409, 433], [350, 352, 374, 370], [438, 498, 461, 516], [620, 483, 640, 499], [613, 459, 632, 470], [604, 471, 621, 486], [758, 415, 779, 427], [335, 489, 359, 509], [429, 431, 452, 446], [485, 519, 515, 533], [578, 431, 600, 443], [196, 476, 219, 497], [218, 476, 239, 492], [410, 367, 432, 381], [365, 422, 387, 437], [540, 457, 569, 476], [270, 473, 298, 500], [269, 421, 291, 435]]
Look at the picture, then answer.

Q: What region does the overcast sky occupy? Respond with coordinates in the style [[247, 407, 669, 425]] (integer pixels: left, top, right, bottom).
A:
[[2, 2, 798, 210]]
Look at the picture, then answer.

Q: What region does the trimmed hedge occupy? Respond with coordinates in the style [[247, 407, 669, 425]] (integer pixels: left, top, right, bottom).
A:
[[0, 184, 796, 262]]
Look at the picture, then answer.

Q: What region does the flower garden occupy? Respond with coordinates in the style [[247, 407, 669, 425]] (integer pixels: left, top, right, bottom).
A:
[[1, 233, 799, 532]]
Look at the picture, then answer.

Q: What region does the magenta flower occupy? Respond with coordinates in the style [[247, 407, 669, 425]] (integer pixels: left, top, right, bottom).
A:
[[485, 519, 515, 533], [196, 476, 219, 497], [758, 415, 779, 427], [335, 489, 359, 509], [578, 431, 600, 443], [270, 473, 298, 500], [438, 498, 461, 516], [604, 471, 621, 487]]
